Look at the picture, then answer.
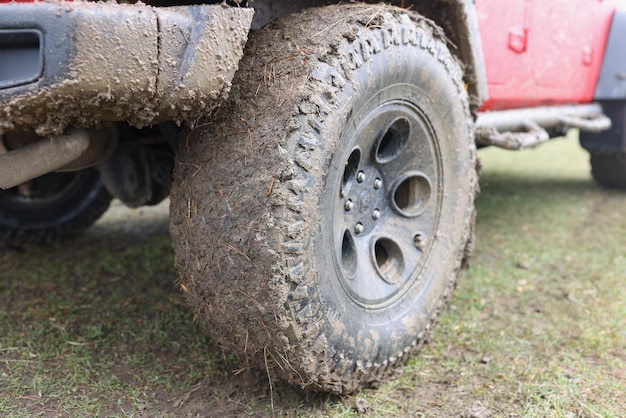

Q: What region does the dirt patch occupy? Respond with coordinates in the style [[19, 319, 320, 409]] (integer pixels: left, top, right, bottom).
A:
[[135, 373, 333, 418]]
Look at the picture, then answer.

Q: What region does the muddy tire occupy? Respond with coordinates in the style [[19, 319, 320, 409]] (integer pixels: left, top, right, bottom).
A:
[[170, 4, 477, 393], [0, 169, 112, 246], [589, 150, 626, 190]]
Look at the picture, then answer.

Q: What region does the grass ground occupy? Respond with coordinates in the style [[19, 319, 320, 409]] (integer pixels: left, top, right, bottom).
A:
[[1, 132, 625, 417]]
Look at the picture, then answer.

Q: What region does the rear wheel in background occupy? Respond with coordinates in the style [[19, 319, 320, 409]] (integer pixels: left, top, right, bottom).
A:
[[589, 150, 626, 190], [580, 101, 626, 190], [0, 169, 112, 246], [170, 4, 478, 393]]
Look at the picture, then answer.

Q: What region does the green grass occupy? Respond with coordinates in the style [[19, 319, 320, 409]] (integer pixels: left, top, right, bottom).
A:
[[1, 132, 625, 416], [0, 206, 227, 417]]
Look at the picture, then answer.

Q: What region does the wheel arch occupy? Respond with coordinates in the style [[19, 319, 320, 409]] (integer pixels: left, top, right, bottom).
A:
[[249, 0, 488, 109]]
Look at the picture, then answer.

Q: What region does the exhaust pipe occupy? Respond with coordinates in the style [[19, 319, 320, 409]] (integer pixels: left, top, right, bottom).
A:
[[0, 128, 90, 190]]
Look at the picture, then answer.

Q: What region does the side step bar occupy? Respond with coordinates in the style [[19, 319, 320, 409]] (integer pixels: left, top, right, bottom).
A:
[[475, 103, 612, 150]]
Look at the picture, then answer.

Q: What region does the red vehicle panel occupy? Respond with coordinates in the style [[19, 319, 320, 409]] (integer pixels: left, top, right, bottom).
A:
[[477, 0, 621, 110]]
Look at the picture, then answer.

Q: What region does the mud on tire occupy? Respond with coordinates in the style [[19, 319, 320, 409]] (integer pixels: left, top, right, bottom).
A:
[[170, 4, 478, 393]]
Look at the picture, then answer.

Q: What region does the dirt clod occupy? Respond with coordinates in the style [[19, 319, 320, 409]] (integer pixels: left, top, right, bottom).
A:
[[353, 397, 371, 414], [462, 401, 493, 418]]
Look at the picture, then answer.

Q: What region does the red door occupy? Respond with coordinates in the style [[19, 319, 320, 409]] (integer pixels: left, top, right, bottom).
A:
[[476, 0, 621, 110]]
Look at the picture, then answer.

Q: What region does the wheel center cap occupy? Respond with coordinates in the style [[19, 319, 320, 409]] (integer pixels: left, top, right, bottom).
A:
[[358, 190, 372, 213]]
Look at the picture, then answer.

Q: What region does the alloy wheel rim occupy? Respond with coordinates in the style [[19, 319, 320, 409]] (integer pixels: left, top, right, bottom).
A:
[[332, 89, 443, 309]]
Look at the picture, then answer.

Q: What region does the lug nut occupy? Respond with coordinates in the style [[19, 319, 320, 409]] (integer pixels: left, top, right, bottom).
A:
[[344, 199, 354, 211], [357, 171, 366, 183], [372, 209, 380, 220], [373, 178, 382, 190], [355, 223, 364, 234]]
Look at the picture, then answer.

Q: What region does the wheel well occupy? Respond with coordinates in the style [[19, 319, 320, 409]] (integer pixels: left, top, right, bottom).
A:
[[247, 0, 488, 108]]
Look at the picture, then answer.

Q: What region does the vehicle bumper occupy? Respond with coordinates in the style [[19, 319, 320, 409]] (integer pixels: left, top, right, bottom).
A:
[[0, 2, 254, 136]]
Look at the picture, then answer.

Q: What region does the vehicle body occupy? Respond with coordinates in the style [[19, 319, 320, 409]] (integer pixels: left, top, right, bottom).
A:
[[1, 0, 625, 393]]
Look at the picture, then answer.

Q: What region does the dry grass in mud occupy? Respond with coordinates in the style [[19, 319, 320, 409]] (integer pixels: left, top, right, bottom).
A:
[[1, 131, 625, 417]]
